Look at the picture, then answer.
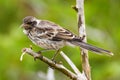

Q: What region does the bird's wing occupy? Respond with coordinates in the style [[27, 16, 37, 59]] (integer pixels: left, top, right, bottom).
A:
[[52, 28, 76, 41], [35, 20, 77, 41], [33, 27, 55, 39]]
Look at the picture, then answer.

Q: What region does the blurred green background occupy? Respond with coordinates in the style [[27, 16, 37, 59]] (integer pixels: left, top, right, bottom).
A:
[[0, 0, 120, 80]]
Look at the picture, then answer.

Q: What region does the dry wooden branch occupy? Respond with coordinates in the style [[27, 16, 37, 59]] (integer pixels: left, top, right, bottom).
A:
[[60, 51, 81, 75], [60, 51, 87, 80], [21, 48, 78, 80], [21, 48, 88, 80], [76, 0, 91, 80]]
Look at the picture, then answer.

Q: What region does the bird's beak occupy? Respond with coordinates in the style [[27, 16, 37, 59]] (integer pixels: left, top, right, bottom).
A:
[[19, 23, 29, 28], [19, 23, 24, 28]]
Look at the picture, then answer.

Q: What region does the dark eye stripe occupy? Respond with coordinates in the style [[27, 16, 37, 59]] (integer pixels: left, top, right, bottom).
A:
[[27, 21, 37, 26], [27, 22, 32, 24]]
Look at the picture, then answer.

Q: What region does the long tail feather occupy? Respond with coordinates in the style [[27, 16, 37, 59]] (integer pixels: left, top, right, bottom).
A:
[[70, 40, 113, 56]]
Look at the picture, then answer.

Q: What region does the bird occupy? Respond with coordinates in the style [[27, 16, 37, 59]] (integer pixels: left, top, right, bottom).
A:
[[21, 16, 113, 60]]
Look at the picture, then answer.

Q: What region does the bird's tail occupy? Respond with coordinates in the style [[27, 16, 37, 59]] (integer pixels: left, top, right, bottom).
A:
[[69, 39, 113, 56]]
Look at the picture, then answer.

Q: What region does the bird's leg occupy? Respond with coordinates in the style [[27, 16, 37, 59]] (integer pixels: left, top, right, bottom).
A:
[[34, 49, 55, 61], [51, 49, 61, 62], [35, 49, 60, 62]]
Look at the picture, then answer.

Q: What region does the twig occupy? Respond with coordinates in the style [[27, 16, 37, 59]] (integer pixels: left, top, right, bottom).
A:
[[76, 0, 91, 80], [21, 48, 77, 80], [60, 51, 81, 75], [60, 51, 87, 80]]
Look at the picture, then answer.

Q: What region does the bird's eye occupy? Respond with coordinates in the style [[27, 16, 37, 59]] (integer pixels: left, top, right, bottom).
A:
[[27, 22, 33, 24], [27, 21, 37, 26]]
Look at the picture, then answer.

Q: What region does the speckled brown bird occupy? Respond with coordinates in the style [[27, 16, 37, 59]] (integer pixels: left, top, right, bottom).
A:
[[21, 16, 113, 57]]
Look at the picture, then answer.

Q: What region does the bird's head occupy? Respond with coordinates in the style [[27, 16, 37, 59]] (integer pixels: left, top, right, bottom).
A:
[[21, 16, 37, 29]]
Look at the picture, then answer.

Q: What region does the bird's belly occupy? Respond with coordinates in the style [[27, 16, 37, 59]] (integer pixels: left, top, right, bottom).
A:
[[28, 36, 65, 50], [38, 39, 65, 50]]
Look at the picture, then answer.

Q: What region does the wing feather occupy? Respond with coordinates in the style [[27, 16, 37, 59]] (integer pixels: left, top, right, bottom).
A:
[[35, 20, 77, 41], [54, 29, 76, 40]]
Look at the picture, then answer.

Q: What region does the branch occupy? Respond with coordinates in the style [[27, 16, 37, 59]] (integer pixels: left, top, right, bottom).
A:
[[21, 48, 78, 80], [76, 0, 91, 80], [60, 51, 87, 80], [60, 51, 81, 75]]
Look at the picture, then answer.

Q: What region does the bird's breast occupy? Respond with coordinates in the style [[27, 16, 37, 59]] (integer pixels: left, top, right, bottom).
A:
[[23, 30, 28, 35], [27, 30, 65, 50]]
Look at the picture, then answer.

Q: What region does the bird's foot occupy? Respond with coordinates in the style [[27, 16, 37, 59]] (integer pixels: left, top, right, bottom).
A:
[[51, 58, 57, 64], [33, 51, 41, 61], [51, 58, 62, 65]]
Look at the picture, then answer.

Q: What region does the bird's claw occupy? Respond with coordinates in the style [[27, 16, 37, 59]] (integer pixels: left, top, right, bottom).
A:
[[34, 57, 37, 61], [80, 35, 86, 41], [33, 52, 41, 61], [51, 58, 57, 64], [51, 58, 62, 64]]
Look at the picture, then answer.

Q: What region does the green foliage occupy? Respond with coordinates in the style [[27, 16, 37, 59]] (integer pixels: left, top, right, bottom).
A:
[[0, 0, 120, 80]]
